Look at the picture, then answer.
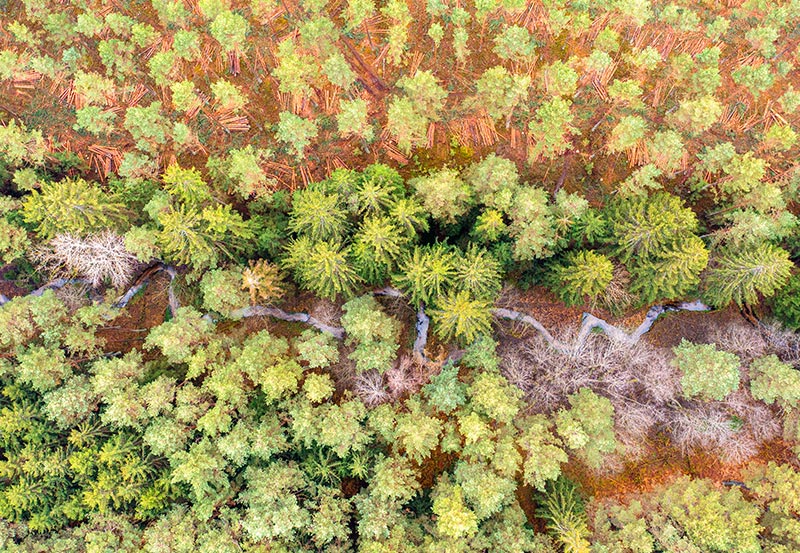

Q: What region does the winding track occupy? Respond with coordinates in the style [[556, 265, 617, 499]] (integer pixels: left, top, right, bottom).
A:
[[0, 268, 711, 359]]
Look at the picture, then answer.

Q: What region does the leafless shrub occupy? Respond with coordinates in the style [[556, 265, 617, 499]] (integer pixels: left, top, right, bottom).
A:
[[353, 369, 389, 407], [724, 390, 781, 443], [669, 404, 734, 455], [596, 264, 636, 315], [35, 231, 137, 289], [504, 331, 682, 414], [717, 433, 760, 465], [760, 322, 800, 366], [385, 355, 430, 400], [308, 298, 342, 327], [613, 401, 665, 460], [708, 322, 767, 365], [54, 282, 92, 312]]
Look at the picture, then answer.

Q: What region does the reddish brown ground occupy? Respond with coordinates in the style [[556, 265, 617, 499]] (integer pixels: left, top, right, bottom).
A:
[[96, 271, 172, 356]]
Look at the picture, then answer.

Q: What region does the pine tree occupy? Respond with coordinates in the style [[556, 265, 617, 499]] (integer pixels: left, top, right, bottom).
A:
[[454, 244, 503, 300], [629, 235, 709, 303], [352, 216, 408, 284], [429, 291, 493, 344], [291, 240, 362, 300], [608, 192, 699, 263], [703, 243, 793, 308], [547, 250, 613, 306], [23, 178, 126, 238], [393, 243, 457, 306], [288, 188, 348, 242], [156, 206, 218, 269]]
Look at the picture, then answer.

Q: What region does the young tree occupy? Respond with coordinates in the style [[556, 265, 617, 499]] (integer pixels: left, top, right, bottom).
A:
[[671, 339, 740, 401], [411, 167, 474, 224], [555, 388, 618, 470], [341, 294, 401, 373], [749, 355, 800, 409], [241, 259, 284, 306]]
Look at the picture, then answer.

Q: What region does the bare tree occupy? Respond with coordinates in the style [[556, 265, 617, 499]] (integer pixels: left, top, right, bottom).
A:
[[35, 231, 138, 289], [353, 369, 390, 406]]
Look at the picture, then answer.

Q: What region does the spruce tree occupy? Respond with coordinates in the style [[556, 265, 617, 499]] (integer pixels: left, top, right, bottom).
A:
[[703, 243, 792, 308]]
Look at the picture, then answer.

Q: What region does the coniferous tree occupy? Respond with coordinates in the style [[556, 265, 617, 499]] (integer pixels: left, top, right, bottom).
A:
[[430, 291, 493, 344], [547, 250, 614, 306], [23, 178, 127, 238], [703, 243, 792, 308]]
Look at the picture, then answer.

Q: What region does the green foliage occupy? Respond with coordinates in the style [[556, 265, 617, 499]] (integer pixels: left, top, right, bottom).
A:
[[537, 478, 591, 553], [658, 476, 762, 553], [124, 102, 170, 153], [607, 192, 699, 262], [144, 307, 213, 364], [629, 234, 709, 303], [463, 154, 520, 212], [541, 60, 579, 97], [474, 66, 531, 122], [467, 370, 522, 424], [668, 95, 723, 133], [423, 364, 467, 414], [493, 25, 536, 62], [555, 388, 617, 470], [703, 243, 793, 308], [771, 273, 800, 330], [295, 329, 340, 369], [0, 218, 30, 265], [547, 250, 613, 306], [209, 10, 249, 52], [387, 70, 447, 152], [200, 268, 249, 318], [411, 167, 474, 224], [431, 478, 479, 540], [607, 115, 647, 153], [23, 179, 126, 238], [276, 112, 318, 159], [516, 415, 567, 490], [161, 164, 211, 208], [341, 295, 400, 373], [671, 339, 740, 401], [337, 98, 374, 141], [749, 355, 800, 408]]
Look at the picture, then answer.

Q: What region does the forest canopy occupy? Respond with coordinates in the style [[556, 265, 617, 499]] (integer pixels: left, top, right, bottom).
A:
[[1, 0, 800, 550]]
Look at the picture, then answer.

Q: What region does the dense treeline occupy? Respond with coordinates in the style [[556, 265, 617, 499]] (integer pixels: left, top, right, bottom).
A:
[[1, 0, 800, 550]]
